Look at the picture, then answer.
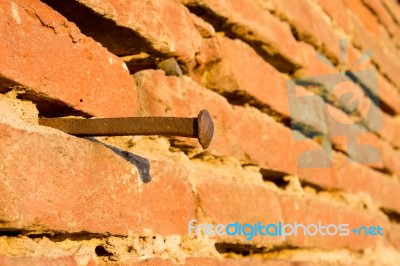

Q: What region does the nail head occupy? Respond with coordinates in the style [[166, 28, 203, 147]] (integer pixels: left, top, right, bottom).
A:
[[197, 110, 214, 149]]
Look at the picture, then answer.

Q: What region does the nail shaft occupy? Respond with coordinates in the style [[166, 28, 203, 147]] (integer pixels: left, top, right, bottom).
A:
[[39, 117, 196, 137], [39, 110, 214, 149]]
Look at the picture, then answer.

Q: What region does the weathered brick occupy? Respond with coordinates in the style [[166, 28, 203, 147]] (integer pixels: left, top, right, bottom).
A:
[[300, 41, 400, 121], [199, 36, 290, 116], [285, 76, 390, 172], [323, 100, 400, 175], [134, 69, 300, 174], [376, 73, 400, 115], [259, 0, 340, 63], [346, 44, 374, 72], [296, 41, 336, 78], [379, 140, 400, 177], [294, 116, 400, 215], [193, 174, 388, 250], [182, 0, 302, 72], [133, 70, 400, 214], [0, 122, 196, 236], [377, 23, 400, 64], [363, 0, 397, 36], [0, 256, 92, 266], [2, 0, 400, 264], [333, 152, 400, 213], [0, 0, 138, 118], [189, 13, 216, 38], [111, 258, 176, 266], [197, 37, 328, 134], [195, 37, 223, 67], [42, 0, 202, 63], [323, 106, 383, 170], [194, 176, 283, 245], [344, 0, 380, 38], [279, 193, 389, 250], [350, 14, 400, 89], [380, 113, 400, 148], [383, 0, 400, 21], [315, 0, 352, 33], [388, 223, 400, 251], [111, 257, 333, 266], [185, 258, 333, 266], [296, 41, 400, 153]]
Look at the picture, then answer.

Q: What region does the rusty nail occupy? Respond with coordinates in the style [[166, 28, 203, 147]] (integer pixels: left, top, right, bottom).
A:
[[39, 110, 214, 149]]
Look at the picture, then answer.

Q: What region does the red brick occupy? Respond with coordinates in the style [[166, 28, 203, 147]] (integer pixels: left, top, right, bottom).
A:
[[195, 37, 223, 66], [323, 98, 400, 175], [380, 113, 400, 148], [382, 0, 400, 24], [379, 140, 400, 177], [0, 122, 196, 236], [334, 152, 400, 213], [111, 258, 176, 266], [232, 107, 311, 174], [394, 29, 400, 49], [194, 176, 283, 245], [110, 258, 333, 266], [296, 42, 336, 78], [264, 0, 340, 62], [133, 69, 400, 217], [42, 0, 202, 63], [363, 0, 397, 36], [134, 69, 300, 174], [194, 175, 388, 250], [350, 14, 400, 89], [0, 0, 138, 118], [185, 258, 331, 266], [286, 81, 385, 170], [352, 131, 383, 169], [297, 144, 400, 215], [199, 36, 290, 116], [198, 37, 329, 134], [315, 0, 352, 33], [0, 256, 90, 266], [343, 46, 400, 118], [344, 0, 380, 38], [346, 44, 374, 72], [376, 73, 400, 115], [0, 256, 364, 266], [323, 106, 383, 169], [183, 0, 302, 72], [388, 223, 400, 251], [279, 193, 389, 250], [189, 13, 216, 38], [378, 24, 400, 65]]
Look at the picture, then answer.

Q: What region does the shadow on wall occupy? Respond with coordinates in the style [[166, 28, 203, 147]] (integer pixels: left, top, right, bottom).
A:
[[85, 137, 151, 183]]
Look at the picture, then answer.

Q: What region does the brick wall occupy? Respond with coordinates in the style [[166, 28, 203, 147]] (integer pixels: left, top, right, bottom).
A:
[[1, 0, 400, 265]]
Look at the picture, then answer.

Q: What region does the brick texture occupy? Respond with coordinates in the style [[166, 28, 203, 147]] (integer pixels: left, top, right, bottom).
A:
[[41, 0, 202, 63], [1, 0, 400, 265], [0, 0, 138, 118], [0, 256, 93, 266], [258, 0, 341, 63], [182, 0, 302, 72], [0, 122, 196, 236], [134, 70, 400, 218]]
